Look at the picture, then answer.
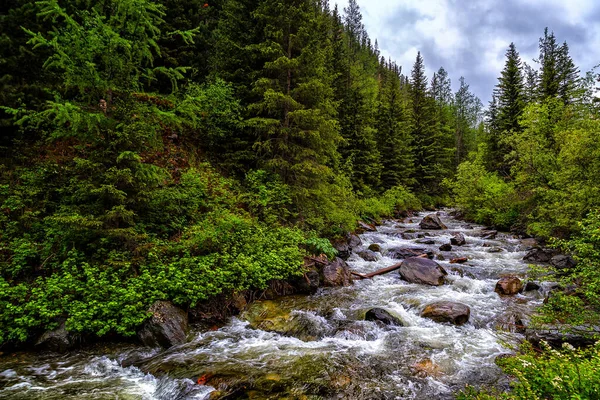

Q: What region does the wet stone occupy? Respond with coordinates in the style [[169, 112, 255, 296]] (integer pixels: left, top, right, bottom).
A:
[[399, 257, 448, 286], [495, 276, 523, 296], [357, 250, 378, 262], [421, 301, 470, 325], [364, 308, 405, 326], [439, 243, 452, 251], [450, 232, 466, 246], [368, 243, 381, 253]]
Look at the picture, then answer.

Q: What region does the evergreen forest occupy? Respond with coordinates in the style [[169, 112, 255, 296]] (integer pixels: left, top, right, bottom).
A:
[[1, 0, 600, 398]]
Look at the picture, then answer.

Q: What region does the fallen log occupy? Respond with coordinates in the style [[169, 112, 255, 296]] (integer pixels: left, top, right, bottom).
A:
[[351, 254, 429, 280], [351, 262, 402, 280]]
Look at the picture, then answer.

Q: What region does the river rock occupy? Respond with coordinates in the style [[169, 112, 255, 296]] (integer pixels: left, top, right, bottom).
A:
[[416, 238, 435, 245], [368, 243, 381, 253], [138, 301, 189, 348], [322, 257, 353, 287], [35, 321, 74, 353], [419, 214, 448, 230], [495, 276, 523, 295], [481, 230, 498, 239], [399, 257, 447, 286], [487, 247, 504, 253], [450, 232, 466, 246], [421, 301, 470, 325], [526, 324, 599, 348], [496, 313, 526, 334], [364, 308, 405, 326], [387, 247, 433, 260], [439, 243, 452, 251], [550, 254, 576, 270], [290, 269, 321, 294], [357, 250, 378, 262], [524, 281, 541, 292], [523, 247, 557, 263], [348, 234, 362, 249], [331, 234, 362, 260], [450, 257, 468, 264]]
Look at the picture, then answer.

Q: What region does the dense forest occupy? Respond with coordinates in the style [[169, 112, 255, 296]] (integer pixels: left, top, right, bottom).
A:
[[1, 0, 599, 398]]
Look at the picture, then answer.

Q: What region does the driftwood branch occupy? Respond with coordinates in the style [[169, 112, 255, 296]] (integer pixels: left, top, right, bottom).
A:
[[351, 254, 428, 280], [351, 262, 402, 280]]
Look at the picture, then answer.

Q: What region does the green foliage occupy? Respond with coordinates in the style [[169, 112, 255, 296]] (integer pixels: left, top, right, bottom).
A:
[[445, 146, 519, 229], [459, 341, 600, 400], [302, 235, 337, 259]]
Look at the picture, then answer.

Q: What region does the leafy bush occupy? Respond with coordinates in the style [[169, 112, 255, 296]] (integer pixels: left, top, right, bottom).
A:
[[445, 146, 519, 230], [459, 341, 600, 400]]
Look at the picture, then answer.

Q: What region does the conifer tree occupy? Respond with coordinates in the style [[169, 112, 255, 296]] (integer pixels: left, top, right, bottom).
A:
[[491, 42, 525, 174], [248, 0, 341, 204], [376, 66, 414, 190], [409, 52, 452, 193]]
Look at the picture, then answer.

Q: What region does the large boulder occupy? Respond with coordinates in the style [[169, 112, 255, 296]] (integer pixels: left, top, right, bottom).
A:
[[450, 232, 466, 246], [387, 247, 433, 260], [290, 269, 321, 294], [421, 301, 470, 325], [526, 325, 599, 348], [35, 321, 74, 353], [523, 247, 557, 263], [550, 254, 577, 270], [138, 301, 189, 348], [322, 257, 353, 287], [419, 214, 448, 230], [364, 308, 406, 326], [331, 234, 362, 260], [481, 230, 498, 239], [495, 276, 523, 295], [399, 257, 447, 286]]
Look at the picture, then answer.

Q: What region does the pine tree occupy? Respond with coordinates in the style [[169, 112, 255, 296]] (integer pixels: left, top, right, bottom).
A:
[[538, 28, 560, 100], [492, 42, 525, 175], [248, 0, 341, 202], [375, 65, 414, 190], [409, 52, 452, 193], [557, 41, 580, 104], [454, 77, 482, 166]]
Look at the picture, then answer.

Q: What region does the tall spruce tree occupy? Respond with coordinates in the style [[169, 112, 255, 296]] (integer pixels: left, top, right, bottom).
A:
[[409, 52, 452, 193], [376, 64, 414, 190], [248, 0, 341, 207], [492, 42, 525, 174]]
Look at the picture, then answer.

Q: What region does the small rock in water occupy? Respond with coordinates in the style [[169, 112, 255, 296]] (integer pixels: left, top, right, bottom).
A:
[[421, 301, 470, 325], [416, 238, 435, 245], [495, 276, 523, 295], [419, 214, 448, 230], [481, 230, 498, 239], [450, 257, 468, 264], [357, 250, 378, 262], [439, 243, 452, 251], [488, 247, 504, 253], [450, 232, 467, 246], [368, 243, 381, 253], [364, 308, 405, 326], [435, 254, 445, 261], [412, 359, 441, 377], [524, 281, 541, 292], [387, 247, 432, 260], [399, 257, 447, 286]]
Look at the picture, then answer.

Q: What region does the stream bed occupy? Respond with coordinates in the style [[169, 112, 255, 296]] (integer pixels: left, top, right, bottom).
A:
[[0, 211, 550, 399]]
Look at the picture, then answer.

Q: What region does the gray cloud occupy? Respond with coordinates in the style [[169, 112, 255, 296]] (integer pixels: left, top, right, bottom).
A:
[[336, 0, 600, 103]]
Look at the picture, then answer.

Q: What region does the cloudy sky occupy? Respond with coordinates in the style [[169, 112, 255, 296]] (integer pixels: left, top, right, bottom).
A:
[[333, 0, 600, 103]]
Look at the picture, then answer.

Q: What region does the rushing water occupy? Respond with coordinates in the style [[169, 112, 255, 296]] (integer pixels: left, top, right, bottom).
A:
[[0, 211, 551, 399]]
